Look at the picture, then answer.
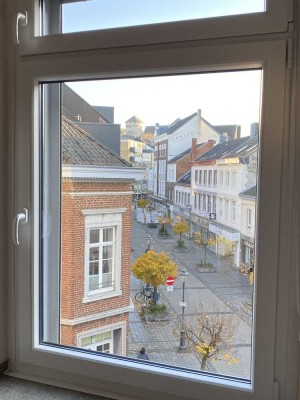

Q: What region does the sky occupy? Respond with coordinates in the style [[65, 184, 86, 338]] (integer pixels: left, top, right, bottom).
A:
[[67, 71, 262, 137], [62, 0, 265, 33], [63, 1, 263, 136]]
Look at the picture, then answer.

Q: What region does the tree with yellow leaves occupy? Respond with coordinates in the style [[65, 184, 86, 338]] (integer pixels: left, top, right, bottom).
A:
[[173, 221, 189, 248], [137, 198, 147, 209], [132, 250, 178, 305], [185, 304, 239, 370]]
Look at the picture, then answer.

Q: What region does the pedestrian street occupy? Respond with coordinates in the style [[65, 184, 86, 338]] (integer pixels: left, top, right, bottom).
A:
[[128, 213, 254, 379]]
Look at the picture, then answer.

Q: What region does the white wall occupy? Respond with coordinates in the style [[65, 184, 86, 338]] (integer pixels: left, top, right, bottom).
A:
[[240, 198, 256, 239], [0, 0, 7, 366]]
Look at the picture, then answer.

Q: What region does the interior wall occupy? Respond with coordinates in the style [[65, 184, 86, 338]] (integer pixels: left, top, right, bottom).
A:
[[0, 0, 8, 368]]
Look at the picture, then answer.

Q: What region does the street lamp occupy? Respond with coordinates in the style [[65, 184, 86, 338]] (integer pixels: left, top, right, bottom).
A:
[[185, 204, 192, 239], [145, 234, 152, 253], [178, 267, 189, 351]]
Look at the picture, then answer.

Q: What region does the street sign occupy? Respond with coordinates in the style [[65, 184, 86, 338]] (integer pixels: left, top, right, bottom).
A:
[[209, 213, 216, 220], [166, 276, 175, 286], [167, 286, 173, 292], [179, 301, 186, 308]]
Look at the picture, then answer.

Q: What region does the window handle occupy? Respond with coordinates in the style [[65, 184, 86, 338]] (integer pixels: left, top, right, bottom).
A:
[[13, 10, 28, 45], [13, 208, 29, 245]]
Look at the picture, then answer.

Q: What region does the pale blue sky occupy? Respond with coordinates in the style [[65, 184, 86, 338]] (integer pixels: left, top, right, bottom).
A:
[[62, 0, 265, 33], [63, 2, 263, 135], [68, 71, 262, 136]]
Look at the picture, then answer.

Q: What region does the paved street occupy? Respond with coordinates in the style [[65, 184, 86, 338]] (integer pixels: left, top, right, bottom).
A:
[[128, 212, 253, 380]]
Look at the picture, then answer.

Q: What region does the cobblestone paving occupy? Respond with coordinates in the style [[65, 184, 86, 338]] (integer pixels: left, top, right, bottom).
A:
[[129, 212, 253, 379]]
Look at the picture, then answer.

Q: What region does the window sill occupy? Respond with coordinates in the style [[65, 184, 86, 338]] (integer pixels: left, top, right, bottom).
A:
[[83, 290, 122, 304]]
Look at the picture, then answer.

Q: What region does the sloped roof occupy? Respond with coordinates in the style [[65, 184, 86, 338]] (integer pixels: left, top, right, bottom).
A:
[[144, 126, 155, 134], [121, 134, 143, 143], [62, 117, 131, 167], [168, 143, 205, 163], [213, 124, 241, 139], [156, 125, 169, 136], [239, 185, 257, 198], [195, 136, 257, 162], [166, 113, 197, 135], [126, 115, 143, 124], [177, 170, 191, 185]]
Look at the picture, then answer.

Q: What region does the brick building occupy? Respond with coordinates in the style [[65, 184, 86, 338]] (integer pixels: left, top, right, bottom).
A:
[[60, 117, 144, 356]]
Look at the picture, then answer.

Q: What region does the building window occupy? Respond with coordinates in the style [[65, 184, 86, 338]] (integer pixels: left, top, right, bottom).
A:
[[219, 198, 223, 217], [225, 199, 229, 219], [83, 210, 123, 301], [213, 171, 217, 186], [88, 227, 114, 292], [204, 170, 207, 185], [220, 171, 223, 186], [81, 330, 113, 353], [199, 170, 202, 184], [199, 193, 202, 210], [203, 195, 207, 211], [208, 171, 212, 186], [213, 196, 216, 213], [207, 195, 211, 212], [195, 170, 198, 183], [232, 201, 237, 221], [247, 208, 252, 230], [226, 171, 230, 186], [232, 172, 237, 188]]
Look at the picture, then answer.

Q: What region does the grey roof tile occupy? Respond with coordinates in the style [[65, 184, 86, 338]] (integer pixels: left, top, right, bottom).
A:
[[195, 136, 257, 162], [62, 117, 131, 167], [239, 185, 257, 197]]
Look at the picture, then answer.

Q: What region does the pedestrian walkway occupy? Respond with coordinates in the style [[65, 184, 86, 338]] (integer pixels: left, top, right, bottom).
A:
[[129, 213, 253, 379]]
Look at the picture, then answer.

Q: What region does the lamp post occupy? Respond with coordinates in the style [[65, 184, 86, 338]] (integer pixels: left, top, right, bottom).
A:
[[185, 204, 192, 239], [145, 234, 152, 253], [178, 267, 189, 351]]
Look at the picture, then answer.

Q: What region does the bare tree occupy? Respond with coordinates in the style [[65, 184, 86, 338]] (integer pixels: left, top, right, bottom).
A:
[[185, 304, 239, 370]]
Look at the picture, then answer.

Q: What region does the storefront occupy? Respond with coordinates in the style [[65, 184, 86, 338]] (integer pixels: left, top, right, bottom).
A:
[[240, 236, 255, 267], [209, 223, 240, 266]]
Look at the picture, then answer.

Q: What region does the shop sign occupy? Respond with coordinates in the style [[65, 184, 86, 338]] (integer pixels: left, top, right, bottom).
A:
[[209, 213, 216, 220]]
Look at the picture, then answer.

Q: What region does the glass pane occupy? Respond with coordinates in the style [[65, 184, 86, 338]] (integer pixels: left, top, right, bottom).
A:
[[89, 262, 99, 276], [103, 228, 113, 242], [58, 0, 265, 34], [90, 229, 99, 244], [103, 246, 113, 260], [41, 70, 261, 382], [102, 259, 112, 274], [89, 275, 99, 291], [89, 247, 99, 261], [81, 336, 92, 346]]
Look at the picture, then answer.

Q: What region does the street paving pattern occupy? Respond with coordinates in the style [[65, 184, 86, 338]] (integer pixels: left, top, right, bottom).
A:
[[128, 213, 253, 380]]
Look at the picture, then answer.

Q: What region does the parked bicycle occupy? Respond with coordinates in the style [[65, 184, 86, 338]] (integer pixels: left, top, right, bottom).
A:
[[135, 283, 154, 304]]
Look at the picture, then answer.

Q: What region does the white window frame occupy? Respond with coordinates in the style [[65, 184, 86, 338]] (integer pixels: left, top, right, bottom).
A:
[[247, 208, 252, 231], [17, 0, 290, 56], [83, 209, 124, 302], [76, 321, 127, 357], [8, 8, 297, 398]]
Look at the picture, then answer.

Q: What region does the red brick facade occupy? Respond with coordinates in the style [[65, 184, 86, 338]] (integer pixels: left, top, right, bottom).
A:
[[176, 139, 215, 180], [61, 179, 132, 355]]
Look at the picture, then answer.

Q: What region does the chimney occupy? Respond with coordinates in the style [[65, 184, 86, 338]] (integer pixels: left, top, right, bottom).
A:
[[191, 138, 197, 161], [250, 122, 259, 138], [219, 132, 228, 144]]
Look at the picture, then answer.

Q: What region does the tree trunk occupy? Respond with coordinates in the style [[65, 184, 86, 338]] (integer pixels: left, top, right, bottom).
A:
[[201, 355, 208, 370], [153, 286, 158, 305], [204, 245, 207, 264]]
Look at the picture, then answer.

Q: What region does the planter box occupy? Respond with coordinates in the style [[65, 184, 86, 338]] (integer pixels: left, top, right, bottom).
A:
[[143, 310, 171, 322], [147, 223, 157, 228], [142, 306, 170, 322], [195, 263, 215, 272]]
